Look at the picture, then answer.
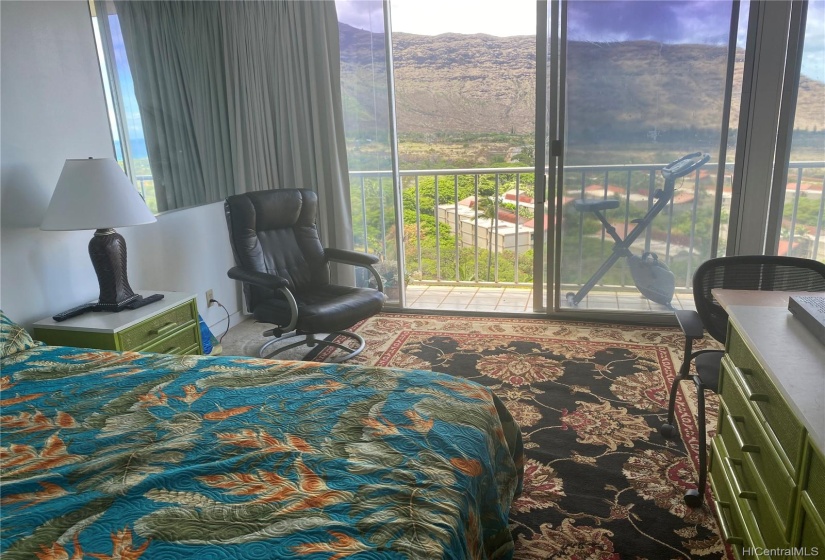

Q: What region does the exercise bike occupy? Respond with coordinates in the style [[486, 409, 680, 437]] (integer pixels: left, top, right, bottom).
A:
[[565, 152, 711, 308]]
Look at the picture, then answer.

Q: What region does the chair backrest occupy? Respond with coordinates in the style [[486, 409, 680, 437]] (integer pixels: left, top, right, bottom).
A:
[[693, 255, 825, 343], [225, 189, 329, 311]]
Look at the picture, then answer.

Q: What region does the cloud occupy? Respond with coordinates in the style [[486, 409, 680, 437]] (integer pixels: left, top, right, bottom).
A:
[[383, 0, 536, 36], [801, 0, 824, 80], [567, 1, 733, 45], [336, 0, 385, 33]]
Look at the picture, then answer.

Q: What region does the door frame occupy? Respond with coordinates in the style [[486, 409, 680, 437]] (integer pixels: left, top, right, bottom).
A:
[[533, 0, 550, 312]]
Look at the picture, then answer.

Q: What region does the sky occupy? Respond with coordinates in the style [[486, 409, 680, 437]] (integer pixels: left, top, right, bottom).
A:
[[337, 0, 738, 40], [336, 0, 825, 81]]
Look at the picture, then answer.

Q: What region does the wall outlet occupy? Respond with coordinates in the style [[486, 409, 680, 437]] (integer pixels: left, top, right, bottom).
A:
[[206, 289, 215, 307]]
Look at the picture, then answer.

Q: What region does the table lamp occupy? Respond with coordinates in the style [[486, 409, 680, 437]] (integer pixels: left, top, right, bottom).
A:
[[41, 158, 162, 320]]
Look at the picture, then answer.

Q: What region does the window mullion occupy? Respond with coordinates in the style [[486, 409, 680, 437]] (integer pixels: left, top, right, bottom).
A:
[[728, 0, 794, 256], [93, 0, 135, 182], [765, 0, 808, 255]]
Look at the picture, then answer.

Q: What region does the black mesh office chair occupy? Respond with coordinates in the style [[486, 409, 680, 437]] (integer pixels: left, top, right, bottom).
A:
[[660, 255, 825, 507], [224, 189, 386, 362]]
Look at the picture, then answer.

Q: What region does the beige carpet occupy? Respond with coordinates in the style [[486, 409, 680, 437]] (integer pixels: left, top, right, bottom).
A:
[[217, 318, 337, 361]]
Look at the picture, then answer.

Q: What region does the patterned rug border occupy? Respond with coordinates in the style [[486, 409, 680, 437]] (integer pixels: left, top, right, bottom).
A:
[[351, 312, 688, 334], [315, 312, 693, 364], [372, 329, 680, 367]]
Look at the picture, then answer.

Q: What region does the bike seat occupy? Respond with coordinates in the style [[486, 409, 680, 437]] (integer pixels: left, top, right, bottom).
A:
[[573, 199, 621, 212]]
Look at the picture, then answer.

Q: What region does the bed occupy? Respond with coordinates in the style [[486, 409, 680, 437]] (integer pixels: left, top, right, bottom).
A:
[[0, 312, 522, 559]]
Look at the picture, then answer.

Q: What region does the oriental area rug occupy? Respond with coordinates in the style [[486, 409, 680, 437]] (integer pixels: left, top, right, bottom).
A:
[[307, 312, 729, 560], [312, 313, 726, 560]]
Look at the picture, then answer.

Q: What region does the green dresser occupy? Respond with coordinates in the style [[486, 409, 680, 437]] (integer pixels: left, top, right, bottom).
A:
[[33, 291, 203, 355], [708, 305, 825, 560]]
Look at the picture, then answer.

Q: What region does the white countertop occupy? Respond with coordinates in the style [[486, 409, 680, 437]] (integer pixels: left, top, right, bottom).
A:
[[33, 291, 196, 333], [726, 304, 825, 452], [711, 289, 814, 309]]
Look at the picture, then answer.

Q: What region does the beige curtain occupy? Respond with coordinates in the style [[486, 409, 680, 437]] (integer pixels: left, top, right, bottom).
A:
[[113, 0, 353, 254]]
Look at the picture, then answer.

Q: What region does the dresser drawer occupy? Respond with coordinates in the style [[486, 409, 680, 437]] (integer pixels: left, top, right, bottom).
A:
[[738, 452, 791, 549], [717, 402, 744, 463], [725, 326, 805, 477], [713, 409, 790, 551], [794, 442, 825, 557], [805, 444, 825, 516], [117, 301, 197, 350], [710, 437, 746, 557], [710, 437, 769, 560], [136, 323, 200, 355], [795, 493, 825, 559], [719, 358, 798, 526]]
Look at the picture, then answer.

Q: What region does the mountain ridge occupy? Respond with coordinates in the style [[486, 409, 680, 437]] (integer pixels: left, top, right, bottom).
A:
[[340, 23, 825, 139]]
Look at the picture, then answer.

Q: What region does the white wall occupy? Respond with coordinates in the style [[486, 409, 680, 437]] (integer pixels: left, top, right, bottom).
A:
[[0, 0, 243, 336], [123, 202, 243, 336]]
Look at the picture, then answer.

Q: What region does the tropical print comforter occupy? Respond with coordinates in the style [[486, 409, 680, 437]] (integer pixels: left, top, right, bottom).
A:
[[1, 346, 522, 559]]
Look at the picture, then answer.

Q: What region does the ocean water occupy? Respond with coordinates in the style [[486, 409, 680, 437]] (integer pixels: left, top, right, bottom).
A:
[[114, 138, 148, 160]]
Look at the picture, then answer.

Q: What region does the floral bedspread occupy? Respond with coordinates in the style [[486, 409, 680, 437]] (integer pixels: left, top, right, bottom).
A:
[[1, 346, 522, 559]]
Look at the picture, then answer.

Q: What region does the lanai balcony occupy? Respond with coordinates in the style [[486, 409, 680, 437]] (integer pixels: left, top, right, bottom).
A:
[[348, 161, 825, 314]]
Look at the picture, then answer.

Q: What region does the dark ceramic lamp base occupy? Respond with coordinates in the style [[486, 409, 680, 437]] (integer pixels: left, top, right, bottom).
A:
[[51, 229, 163, 321], [89, 228, 139, 309]]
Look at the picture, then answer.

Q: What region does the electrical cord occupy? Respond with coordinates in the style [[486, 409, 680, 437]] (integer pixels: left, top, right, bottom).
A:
[[209, 299, 231, 343]]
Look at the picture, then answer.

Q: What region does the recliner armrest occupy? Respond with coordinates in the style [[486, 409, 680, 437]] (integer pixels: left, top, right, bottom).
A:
[[323, 249, 384, 293], [227, 267, 290, 289], [675, 309, 705, 339], [324, 248, 380, 267]]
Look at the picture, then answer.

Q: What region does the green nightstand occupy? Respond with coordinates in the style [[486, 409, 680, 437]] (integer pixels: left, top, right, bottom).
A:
[[33, 291, 203, 355]]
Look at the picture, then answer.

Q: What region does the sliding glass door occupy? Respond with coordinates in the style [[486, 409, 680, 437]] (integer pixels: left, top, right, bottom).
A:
[[336, 0, 823, 317], [547, 0, 741, 316], [336, 1, 404, 305], [340, 0, 542, 313]]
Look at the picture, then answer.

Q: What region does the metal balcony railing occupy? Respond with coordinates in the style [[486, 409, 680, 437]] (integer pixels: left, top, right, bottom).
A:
[[131, 161, 824, 296], [349, 161, 825, 294]]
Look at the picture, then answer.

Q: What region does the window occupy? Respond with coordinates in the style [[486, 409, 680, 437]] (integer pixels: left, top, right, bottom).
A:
[[779, 1, 825, 261], [336, 0, 402, 300], [91, 0, 825, 319], [90, 1, 156, 212]]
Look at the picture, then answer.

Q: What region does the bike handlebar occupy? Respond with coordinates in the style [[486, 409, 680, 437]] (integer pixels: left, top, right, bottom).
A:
[[661, 152, 711, 181]]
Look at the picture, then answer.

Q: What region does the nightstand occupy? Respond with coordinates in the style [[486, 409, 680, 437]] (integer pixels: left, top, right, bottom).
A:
[[33, 291, 203, 355]]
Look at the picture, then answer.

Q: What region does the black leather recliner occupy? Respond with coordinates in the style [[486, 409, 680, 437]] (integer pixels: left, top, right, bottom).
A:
[[224, 189, 386, 362]]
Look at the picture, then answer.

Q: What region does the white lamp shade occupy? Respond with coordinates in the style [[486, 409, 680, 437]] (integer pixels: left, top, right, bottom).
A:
[[41, 158, 156, 231]]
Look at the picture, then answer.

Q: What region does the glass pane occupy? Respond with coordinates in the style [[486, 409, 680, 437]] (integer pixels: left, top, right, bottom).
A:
[[716, 0, 749, 259], [781, 1, 825, 263], [91, 17, 122, 163], [90, 3, 155, 212], [389, 0, 537, 313], [336, 1, 401, 302], [560, 0, 735, 313], [106, 15, 155, 212]]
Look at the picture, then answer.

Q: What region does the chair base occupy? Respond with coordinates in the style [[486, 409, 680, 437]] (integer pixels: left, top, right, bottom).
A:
[[259, 330, 366, 363]]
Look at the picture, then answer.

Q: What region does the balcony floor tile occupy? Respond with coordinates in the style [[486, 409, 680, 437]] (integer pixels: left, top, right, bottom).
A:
[[403, 285, 696, 314]]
